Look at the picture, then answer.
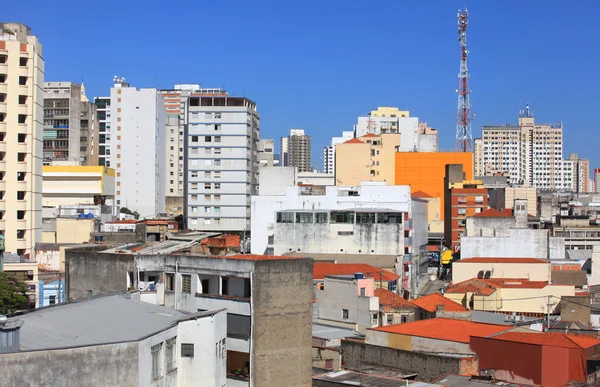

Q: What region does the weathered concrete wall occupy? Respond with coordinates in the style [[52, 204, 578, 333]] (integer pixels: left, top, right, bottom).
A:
[[552, 270, 587, 287], [312, 347, 342, 371], [560, 296, 591, 324], [66, 246, 134, 301], [251, 258, 313, 387], [341, 340, 477, 382], [461, 229, 565, 259], [0, 342, 139, 386]]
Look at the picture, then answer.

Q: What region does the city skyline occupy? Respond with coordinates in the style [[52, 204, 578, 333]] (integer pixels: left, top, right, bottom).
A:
[[3, 0, 598, 170]]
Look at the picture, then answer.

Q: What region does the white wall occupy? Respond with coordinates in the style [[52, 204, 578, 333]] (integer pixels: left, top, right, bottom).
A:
[[251, 182, 411, 255], [461, 229, 565, 260], [110, 87, 165, 217]]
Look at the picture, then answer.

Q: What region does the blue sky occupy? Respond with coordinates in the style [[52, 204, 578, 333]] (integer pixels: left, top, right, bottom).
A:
[[5, 0, 599, 171]]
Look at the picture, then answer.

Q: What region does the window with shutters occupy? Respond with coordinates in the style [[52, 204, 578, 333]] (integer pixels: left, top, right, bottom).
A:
[[181, 274, 191, 294], [181, 343, 194, 358]]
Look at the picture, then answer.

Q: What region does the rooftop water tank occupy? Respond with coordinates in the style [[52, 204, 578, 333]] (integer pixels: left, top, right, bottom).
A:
[[354, 272, 364, 279]]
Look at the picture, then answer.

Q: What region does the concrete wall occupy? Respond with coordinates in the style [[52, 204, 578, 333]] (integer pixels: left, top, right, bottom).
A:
[[251, 259, 313, 387], [452, 261, 550, 283], [66, 246, 134, 301], [251, 182, 411, 255], [461, 229, 565, 259], [466, 216, 516, 237], [365, 330, 471, 355], [258, 166, 296, 196], [411, 199, 428, 251], [55, 218, 95, 243], [551, 270, 587, 287], [0, 342, 139, 386], [560, 296, 591, 324], [316, 277, 378, 334], [341, 340, 478, 383]]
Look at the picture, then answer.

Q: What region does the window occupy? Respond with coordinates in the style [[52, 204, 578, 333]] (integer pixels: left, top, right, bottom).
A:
[[222, 277, 228, 295], [18, 95, 27, 104], [360, 287, 366, 296], [166, 273, 174, 291], [181, 343, 194, 358], [338, 231, 354, 236], [342, 309, 349, 319], [18, 114, 26, 124], [205, 183, 211, 190], [18, 76, 27, 86], [152, 343, 162, 380], [214, 195, 221, 201], [475, 195, 484, 203], [315, 212, 328, 223], [377, 212, 402, 224], [214, 148, 221, 155], [192, 136, 198, 142], [17, 172, 26, 181], [296, 212, 313, 223], [205, 136, 212, 142], [356, 212, 376, 224], [387, 314, 393, 325], [214, 159, 221, 166], [215, 136, 221, 143], [166, 337, 177, 372], [17, 191, 25, 200], [201, 279, 210, 294], [330, 211, 354, 224], [277, 212, 294, 223], [181, 274, 191, 294], [214, 183, 221, 189], [458, 208, 467, 215], [49, 295, 56, 305], [18, 134, 26, 143]]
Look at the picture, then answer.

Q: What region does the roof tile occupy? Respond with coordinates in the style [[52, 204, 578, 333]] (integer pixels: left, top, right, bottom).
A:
[[314, 263, 399, 282], [411, 190, 433, 199], [487, 331, 600, 349], [411, 293, 468, 313], [342, 138, 364, 144], [455, 257, 548, 264], [374, 288, 415, 310], [472, 208, 512, 218], [370, 318, 510, 343]]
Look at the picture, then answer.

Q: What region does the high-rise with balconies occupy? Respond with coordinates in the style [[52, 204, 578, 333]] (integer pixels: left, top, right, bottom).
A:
[[0, 22, 43, 257]]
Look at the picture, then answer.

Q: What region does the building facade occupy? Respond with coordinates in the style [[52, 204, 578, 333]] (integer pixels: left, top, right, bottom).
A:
[[258, 138, 275, 167], [335, 133, 400, 186], [0, 23, 43, 257], [43, 82, 97, 165], [281, 129, 311, 172], [566, 153, 590, 193], [65, 249, 313, 387], [42, 165, 115, 207], [479, 103, 569, 190], [323, 130, 353, 174], [93, 96, 111, 167], [184, 94, 259, 233], [109, 77, 166, 217]]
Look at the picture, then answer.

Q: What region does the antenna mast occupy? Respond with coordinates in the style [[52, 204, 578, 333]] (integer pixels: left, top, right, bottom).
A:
[[455, 8, 473, 152]]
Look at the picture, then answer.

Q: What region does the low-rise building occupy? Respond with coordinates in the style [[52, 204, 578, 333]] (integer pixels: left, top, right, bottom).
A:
[[452, 257, 551, 283], [316, 274, 379, 334], [65, 248, 313, 387], [470, 330, 600, 387], [42, 166, 115, 209], [313, 262, 400, 292], [3, 254, 38, 309], [0, 294, 228, 386], [445, 278, 575, 316], [374, 287, 417, 325], [410, 293, 469, 320], [366, 318, 511, 355]]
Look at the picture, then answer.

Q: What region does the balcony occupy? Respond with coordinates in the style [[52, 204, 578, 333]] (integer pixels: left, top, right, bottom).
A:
[[0, 181, 5, 191], [195, 293, 251, 316], [0, 84, 7, 95]]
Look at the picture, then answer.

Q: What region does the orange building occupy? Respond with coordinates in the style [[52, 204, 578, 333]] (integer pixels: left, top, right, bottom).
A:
[[394, 152, 474, 222]]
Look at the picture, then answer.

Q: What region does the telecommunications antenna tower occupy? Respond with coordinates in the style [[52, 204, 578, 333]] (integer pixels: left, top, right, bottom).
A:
[[455, 8, 473, 152]]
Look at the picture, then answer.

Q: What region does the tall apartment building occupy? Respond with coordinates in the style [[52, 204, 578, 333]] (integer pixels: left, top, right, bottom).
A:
[[0, 23, 43, 257], [474, 138, 483, 177], [258, 139, 275, 167], [109, 77, 166, 217], [184, 94, 259, 234], [43, 82, 97, 165], [160, 84, 228, 199], [595, 168, 600, 193], [323, 130, 353, 174], [479, 103, 568, 190], [280, 129, 310, 171], [94, 96, 111, 167], [565, 153, 589, 193]]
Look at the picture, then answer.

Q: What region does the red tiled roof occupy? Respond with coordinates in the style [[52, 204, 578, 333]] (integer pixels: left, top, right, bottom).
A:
[[445, 283, 494, 296], [484, 278, 548, 289], [342, 138, 364, 144], [374, 288, 415, 310], [361, 133, 378, 138], [455, 257, 548, 264], [411, 190, 433, 199], [313, 263, 400, 282], [370, 318, 510, 343], [452, 188, 487, 194], [410, 293, 468, 313], [472, 208, 512, 218], [488, 331, 600, 349], [210, 254, 305, 261], [110, 219, 137, 224], [427, 245, 440, 252]]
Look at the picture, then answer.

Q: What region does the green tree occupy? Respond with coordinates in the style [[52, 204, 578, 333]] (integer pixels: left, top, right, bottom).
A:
[[0, 272, 29, 315], [120, 207, 140, 220]]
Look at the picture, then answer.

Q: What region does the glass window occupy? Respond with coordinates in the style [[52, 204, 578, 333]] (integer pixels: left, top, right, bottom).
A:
[[296, 212, 313, 223], [342, 309, 349, 319], [356, 213, 376, 224], [276, 212, 294, 223], [377, 213, 402, 224], [181, 274, 191, 294], [152, 343, 162, 380], [315, 212, 328, 223], [166, 337, 177, 372], [330, 212, 354, 224]]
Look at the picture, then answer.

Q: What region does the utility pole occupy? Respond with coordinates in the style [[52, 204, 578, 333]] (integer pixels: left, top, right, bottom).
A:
[[545, 295, 556, 331]]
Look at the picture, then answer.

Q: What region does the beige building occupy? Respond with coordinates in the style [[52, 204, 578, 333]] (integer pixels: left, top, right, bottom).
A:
[[451, 257, 551, 284], [0, 23, 44, 257], [479, 103, 568, 190], [566, 153, 590, 193], [445, 277, 574, 316], [42, 217, 96, 244], [334, 133, 400, 186], [42, 166, 115, 207], [474, 138, 483, 177], [412, 191, 443, 233], [4, 259, 39, 309]]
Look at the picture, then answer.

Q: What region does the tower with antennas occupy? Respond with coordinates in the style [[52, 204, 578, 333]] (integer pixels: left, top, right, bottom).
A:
[[455, 8, 473, 152]]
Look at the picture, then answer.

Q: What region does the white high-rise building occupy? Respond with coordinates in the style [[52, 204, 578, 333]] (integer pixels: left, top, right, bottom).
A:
[[323, 130, 353, 174], [109, 77, 166, 217], [184, 94, 259, 233], [0, 23, 43, 256], [479, 103, 568, 190]]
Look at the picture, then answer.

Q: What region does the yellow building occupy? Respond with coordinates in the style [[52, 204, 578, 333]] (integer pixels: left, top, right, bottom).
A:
[[395, 152, 474, 221], [42, 166, 115, 207], [42, 217, 97, 244], [335, 133, 400, 186]]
